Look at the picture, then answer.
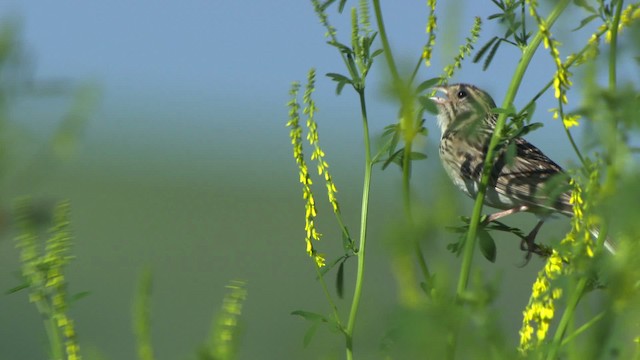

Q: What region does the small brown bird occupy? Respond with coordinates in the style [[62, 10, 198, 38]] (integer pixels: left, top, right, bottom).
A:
[[430, 83, 615, 255]]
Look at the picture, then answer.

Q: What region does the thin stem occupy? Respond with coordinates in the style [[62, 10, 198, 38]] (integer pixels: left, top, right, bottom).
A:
[[345, 90, 373, 360], [456, 0, 571, 296], [559, 101, 587, 167], [313, 264, 344, 330], [409, 55, 423, 85], [560, 311, 606, 346]]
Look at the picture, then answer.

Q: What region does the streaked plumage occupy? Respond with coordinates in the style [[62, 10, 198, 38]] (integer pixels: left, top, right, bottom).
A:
[[431, 83, 615, 254]]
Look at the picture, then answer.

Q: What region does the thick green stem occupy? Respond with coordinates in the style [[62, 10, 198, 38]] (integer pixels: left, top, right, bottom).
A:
[[402, 144, 413, 215], [372, 0, 432, 292], [609, 0, 624, 91], [372, 0, 399, 83], [345, 90, 373, 360], [456, 0, 571, 297]]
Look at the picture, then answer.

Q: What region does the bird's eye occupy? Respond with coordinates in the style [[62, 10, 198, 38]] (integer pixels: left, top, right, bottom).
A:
[[457, 90, 467, 99]]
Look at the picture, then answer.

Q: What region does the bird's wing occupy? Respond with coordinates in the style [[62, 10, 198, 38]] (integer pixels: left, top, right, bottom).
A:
[[491, 137, 573, 215]]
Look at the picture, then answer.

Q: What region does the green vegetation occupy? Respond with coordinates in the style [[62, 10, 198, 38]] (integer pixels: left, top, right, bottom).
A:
[[3, 1, 640, 359], [287, 0, 640, 359]]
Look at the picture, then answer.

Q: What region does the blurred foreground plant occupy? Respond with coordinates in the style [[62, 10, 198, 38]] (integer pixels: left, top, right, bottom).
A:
[[13, 200, 81, 360]]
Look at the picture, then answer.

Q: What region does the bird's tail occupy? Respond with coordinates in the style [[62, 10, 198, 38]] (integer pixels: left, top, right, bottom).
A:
[[588, 227, 616, 255]]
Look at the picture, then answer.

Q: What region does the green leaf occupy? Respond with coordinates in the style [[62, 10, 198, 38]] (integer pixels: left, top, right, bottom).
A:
[[382, 123, 399, 136], [573, 0, 597, 13], [326, 72, 352, 83], [572, 14, 599, 31], [490, 0, 506, 10], [336, 261, 345, 299], [522, 101, 537, 123], [6, 282, 29, 294], [317, 255, 347, 278], [415, 77, 443, 94], [320, 0, 336, 11], [327, 40, 353, 54], [511, 122, 544, 139], [291, 310, 328, 323], [382, 148, 403, 170], [491, 105, 516, 115], [478, 229, 497, 263], [483, 38, 502, 71], [326, 73, 353, 95], [338, 0, 347, 13], [409, 152, 427, 160], [303, 322, 319, 347], [371, 48, 384, 58], [70, 291, 91, 303], [473, 37, 498, 64], [487, 221, 526, 239]]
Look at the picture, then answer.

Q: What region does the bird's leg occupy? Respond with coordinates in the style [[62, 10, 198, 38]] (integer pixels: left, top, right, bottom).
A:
[[483, 205, 530, 224], [520, 219, 546, 265]]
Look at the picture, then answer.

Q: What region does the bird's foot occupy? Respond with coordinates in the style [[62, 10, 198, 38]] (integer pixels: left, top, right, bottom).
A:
[[518, 220, 551, 266]]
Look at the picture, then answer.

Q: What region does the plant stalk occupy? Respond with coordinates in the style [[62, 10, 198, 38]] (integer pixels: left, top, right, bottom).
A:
[[345, 89, 373, 360]]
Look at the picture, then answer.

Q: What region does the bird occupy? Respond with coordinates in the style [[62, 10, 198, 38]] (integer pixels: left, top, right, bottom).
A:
[[429, 83, 615, 256]]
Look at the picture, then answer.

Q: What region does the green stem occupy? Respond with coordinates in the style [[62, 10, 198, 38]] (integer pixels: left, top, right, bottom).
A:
[[456, 0, 571, 297], [609, 0, 624, 91], [314, 264, 344, 330], [402, 142, 432, 293], [372, 0, 400, 83], [36, 300, 63, 360], [560, 311, 605, 347], [372, 0, 432, 292], [345, 90, 373, 360], [546, 278, 588, 360], [402, 144, 413, 215]]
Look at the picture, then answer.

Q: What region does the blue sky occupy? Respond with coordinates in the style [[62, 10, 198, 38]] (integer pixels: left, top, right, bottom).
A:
[[1, 3, 637, 210]]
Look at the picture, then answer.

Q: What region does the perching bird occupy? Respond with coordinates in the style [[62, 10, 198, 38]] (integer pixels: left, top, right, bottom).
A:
[[430, 83, 615, 255]]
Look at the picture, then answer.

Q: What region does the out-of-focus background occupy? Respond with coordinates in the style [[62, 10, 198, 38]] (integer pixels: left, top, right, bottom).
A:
[[0, 2, 636, 359]]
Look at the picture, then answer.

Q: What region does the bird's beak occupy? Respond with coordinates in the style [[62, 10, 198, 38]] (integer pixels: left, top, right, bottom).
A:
[[429, 86, 449, 104]]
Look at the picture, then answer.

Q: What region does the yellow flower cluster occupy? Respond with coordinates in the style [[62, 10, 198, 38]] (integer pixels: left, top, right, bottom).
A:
[[519, 251, 565, 352], [528, 0, 572, 115], [519, 175, 600, 352], [287, 69, 342, 268], [422, 0, 437, 67], [304, 70, 341, 217], [287, 80, 325, 267]]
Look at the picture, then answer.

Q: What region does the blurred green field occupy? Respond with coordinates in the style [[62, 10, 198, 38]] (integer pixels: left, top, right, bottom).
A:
[[0, 93, 560, 359]]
